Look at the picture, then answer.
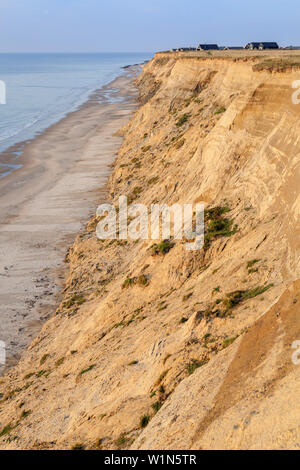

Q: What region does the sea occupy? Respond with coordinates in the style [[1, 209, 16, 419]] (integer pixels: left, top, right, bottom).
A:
[[0, 52, 152, 176]]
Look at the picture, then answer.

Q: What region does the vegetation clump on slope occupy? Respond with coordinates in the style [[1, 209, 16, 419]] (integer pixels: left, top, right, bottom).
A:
[[204, 206, 237, 249]]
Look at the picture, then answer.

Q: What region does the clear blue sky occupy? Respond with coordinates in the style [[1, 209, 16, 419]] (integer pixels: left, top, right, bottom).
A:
[[0, 0, 299, 52]]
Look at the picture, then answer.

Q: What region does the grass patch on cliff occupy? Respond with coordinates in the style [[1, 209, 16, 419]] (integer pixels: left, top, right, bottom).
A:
[[122, 274, 149, 289], [0, 424, 14, 437], [157, 302, 168, 312], [176, 113, 189, 127], [64, 294, 85, 309], [55, 357, 65, 367], [36, 369, 51, 378], [186, 358, 208, 375], [71, 443, 85, 450], [40, 354, 49, 365], [182, 292, 193, 302], [151, 240, 174, 255], [174, 138, 185, 149], [222, 284, 274, 311], [152, 401, 162, 413], [214, 106, 226, 115], [247, 259, 261, 268], [79, 364, 96, 376], [147, 176, 159, 185], [140, 415, 150, 428], [197, 283, 274, 320], [127, 186, 143, 204], [128, 360, 138, 366], [247, 259, 261, 273], [204, 206, 237, 249], [20, 409, 32, 419], [116, 434, 130, 448], [222, 336, 238, 349]]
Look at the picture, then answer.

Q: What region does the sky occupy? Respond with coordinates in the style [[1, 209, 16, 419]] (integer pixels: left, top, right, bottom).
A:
[[0, 0, 299, 53]]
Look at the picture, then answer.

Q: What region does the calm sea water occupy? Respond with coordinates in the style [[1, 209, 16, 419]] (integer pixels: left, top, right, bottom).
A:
[[0, 53, 152, 155]]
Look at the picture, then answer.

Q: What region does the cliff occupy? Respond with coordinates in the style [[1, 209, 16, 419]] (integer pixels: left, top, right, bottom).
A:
[[0, 53, 299, 450]]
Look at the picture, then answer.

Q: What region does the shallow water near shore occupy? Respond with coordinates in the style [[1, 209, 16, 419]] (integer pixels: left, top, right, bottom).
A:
[[0, 53, 152, 177]]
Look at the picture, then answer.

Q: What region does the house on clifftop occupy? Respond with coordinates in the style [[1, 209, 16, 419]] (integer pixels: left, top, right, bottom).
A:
[[197, 44, 219, 50], [245, 42, 279, 50]]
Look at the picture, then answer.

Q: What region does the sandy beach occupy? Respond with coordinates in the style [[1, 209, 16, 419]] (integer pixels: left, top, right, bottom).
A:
[[0, 65, 140, 372]]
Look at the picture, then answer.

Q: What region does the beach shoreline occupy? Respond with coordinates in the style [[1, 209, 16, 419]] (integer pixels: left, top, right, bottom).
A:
[[0, 65, 141, 372]]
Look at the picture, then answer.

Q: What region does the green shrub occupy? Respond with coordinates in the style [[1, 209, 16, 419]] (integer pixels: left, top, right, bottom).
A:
[[20, 410, 32, 419], [204, 205, 237, 249], [55, 357, 65, 367], [152, 401, 162, 413], [64, 294, 85, 308], [186, 359, 207, 375], [222, 336, 238, 348], [248, 268, 258, 274], [79, 364, 95, 376], [0, 424, 13, 437], [122, 275, 149, 289], [128, 360, 138, 366], [116, 434, 129, 448], [223, 284, 274, 310], [148, 176, 159, 185], [157, 304, 168, 312], [174, 138, 185, 149], [40, 354, 49, 365], [36, 370, 48, 378], [214, 106, 226, 115], [122, 277, 135, 289], [247, 259, 261, 268], [140, 415, 150, 428], [182, 293, 193, 302], [127, 186, 143, 204], [176, 114, 189, 127], [137, 275, 149, 286], [24, 372, 35, 380], [243, 284, 274, 299], [151, 240, 174, 255], [71, 443, 85, 450]]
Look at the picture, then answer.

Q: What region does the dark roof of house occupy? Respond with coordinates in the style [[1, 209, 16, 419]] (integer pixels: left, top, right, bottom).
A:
[[260, 42, 279, 48], [246, 42, 279, 48], [248, 42, 260, 47], [197, 44, 219, 50]]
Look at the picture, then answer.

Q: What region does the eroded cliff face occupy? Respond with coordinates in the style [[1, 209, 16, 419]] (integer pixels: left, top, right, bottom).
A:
[[0, 54, 299, 450]]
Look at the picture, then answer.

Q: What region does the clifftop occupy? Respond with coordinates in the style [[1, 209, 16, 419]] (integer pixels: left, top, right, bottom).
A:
[[0, 54, 299, 450]]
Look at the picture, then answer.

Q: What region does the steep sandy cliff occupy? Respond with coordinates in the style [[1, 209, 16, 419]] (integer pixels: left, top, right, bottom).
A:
[[0, 53, 299, 450]]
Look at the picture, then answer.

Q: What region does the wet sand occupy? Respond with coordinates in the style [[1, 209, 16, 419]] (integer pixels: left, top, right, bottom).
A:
[[0, 66, 140, 372]]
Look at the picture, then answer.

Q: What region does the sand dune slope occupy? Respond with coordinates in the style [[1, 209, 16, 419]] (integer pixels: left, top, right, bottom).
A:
[[0, 54, 299, 450]]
